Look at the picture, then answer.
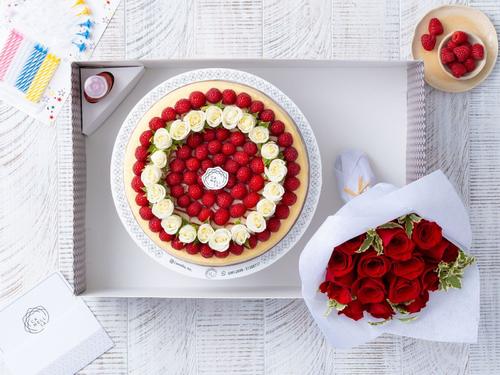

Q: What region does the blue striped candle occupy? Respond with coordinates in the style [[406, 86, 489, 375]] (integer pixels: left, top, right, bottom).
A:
[[15, 44, 47, 93]]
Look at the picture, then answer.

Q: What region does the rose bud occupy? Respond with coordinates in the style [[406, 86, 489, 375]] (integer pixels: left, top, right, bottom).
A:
[[419, 240, 447, 261], [442, 241, 460, 263], [392, 256, 425, 280], [328, 250, 355, 277], [421, 266, 439, 291], [357, 249, 391, 278], [378, 228, 415, 261], [335, 234, 366, 255], [339, 300, 364, 321], [388, 277, 421, 304], [412, 219, 442, 250], [405, 290, 430, 313], [352, 278, 386, 304], [367, 301, 395, 320], [326, 283, 352, 305], [319, 281, 330, 293]]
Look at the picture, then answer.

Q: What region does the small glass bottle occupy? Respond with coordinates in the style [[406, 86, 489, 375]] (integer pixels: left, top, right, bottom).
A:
[[84, 71, 114, 103]]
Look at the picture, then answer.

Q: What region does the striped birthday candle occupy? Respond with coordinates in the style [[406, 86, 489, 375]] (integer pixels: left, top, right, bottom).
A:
[[0, 29, 24, 81], [25, 54, 60, 103], [15, 44, 48, 93], [3, 40, 35, 86]]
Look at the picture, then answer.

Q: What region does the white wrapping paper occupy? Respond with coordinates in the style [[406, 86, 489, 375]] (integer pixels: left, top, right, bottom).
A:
[[299, 170, 480, 348]]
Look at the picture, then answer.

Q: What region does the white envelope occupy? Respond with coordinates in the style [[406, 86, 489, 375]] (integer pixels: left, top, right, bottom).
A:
[[0, 273, 113, 375]]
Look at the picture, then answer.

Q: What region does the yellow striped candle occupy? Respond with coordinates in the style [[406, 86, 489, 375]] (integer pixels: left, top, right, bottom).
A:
[[25, 54, 60, 103]]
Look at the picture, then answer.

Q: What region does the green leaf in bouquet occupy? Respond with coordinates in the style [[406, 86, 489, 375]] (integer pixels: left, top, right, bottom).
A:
[[357, 235, 373, 253], [378, 222, 403, 230], [388, 300, 409, 315], [397, 213, 422, 238], [398, 316, 418, 323], [373, 234, 384, 255], [368, 319, 390, 326], [437, 249, 475, 291], [356, 229, 384, 254], [324, 299, 347, 317]]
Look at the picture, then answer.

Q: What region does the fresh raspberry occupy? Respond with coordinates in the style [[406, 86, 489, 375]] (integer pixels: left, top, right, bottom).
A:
[[229, 243, 244, 255], [201, 159, 214, 171], [197, 175, 204, 187], [231, 183, 247, 199], [149, 117, 165, 131], [256, 230, 271, 242], [450, 62, 467, 78], [166, 172, 182, 186], [187, 201, 202, 217], [149, 217, 162, 232], [451, 31, 468, 45], [187, 133, 203, 148], [226, 175, 237, 188], [243, 192, 260, 208], [139, 206, 154, 220], [269, 120, 285, 135], [283, 147, 298, 162], [278, 132, 293, 147], [224, 159, 239, 174], [203, 129, 216, 141], [189, 91, 206, 109], [135, 193, 148, 206], [420, 33, 436, 51], [170, 158, 185, 173], [202, 191, 216, 207], [233, 151, 249, 165], [135, 146, 148, 161], [159, 230, 174, 242], [282, 191, 297, 206], [236, 166, 251, 182], [287, 161, 301, 177], [453, 45, 471, 62], [198, 207, 213, 222], [200, 244, 214, 257], [177, 194, 191, 208], [236, 92, 252, 108], [214, 250, 230, 258], [140, 130, 153, 147], [267, 218, 281, 233], [188, 184, 203, 200], [249, 158, 264, 174], [206, 88, 223, 103], [170, 185, 184, 198], [447, 40, 458, 49], [284, 176, 300, 191], [161, 107, 177, 122], [176, 145, 192, 159], [250, 100, 264, 114], [249, 174, 264, 192], [171, 239, 185, 250], [131, 176, 144, 192], [428, 18, 443, 36], [186, 242, 200, 254], [471, 43, 484, 60], [230, 203, 246, 218], [174, 98, 191, 114], [195, 144, 209, 160], [222, 89, 237, 105], [133, 161, 145, 175], [464, 58, 476, 72], [208, 140, 222, 154], [247, 236, 258, 249], [186, 158, 200, 171], [440, 47, 455, 64], [222, 143, 236, 155], [259, 109, 275, 123], [217, 191, 233, 208], [213, 153, 226, 166], [230, 131, 246, 146], [183, 170, 197, 185], [213, 208, 230, 225], [216, 128, 230, 141], [243, 142, 258, 156], [275, 204, 290, 219]]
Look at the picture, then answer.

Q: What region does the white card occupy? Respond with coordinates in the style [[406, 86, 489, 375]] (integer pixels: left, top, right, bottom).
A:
[[0, 273, 113, 375]]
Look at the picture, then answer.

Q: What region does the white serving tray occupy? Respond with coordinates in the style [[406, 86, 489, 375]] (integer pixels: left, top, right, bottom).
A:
[[62, 59, 425, 298]]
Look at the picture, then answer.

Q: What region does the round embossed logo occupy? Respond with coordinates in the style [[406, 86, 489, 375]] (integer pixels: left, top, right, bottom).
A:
[[23, 306, 49, 334], [201, 167, 229, 190]]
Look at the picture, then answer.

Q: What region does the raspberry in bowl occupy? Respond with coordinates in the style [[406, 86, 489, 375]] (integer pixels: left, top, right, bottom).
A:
[[438, 30, 487, 80]]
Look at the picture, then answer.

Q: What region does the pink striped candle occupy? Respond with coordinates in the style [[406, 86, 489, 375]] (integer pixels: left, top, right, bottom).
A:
[[0, 29, 24, 81]]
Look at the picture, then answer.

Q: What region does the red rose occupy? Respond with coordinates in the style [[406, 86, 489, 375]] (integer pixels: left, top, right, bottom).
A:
[[367, 301, 395, 320], [412, 219, 442, 250], [357, 250, 391, 278], [339, 300, 364, 321], [388, 277, 421, 304], [378, 228, 415, 261], [442, 242, 459, 263], [328, 250, 355, 277], [335, 234, 365, 255], [352, 278, 386, 304], [405, 290, 429, 313], [419, 240, 447, 261], [326, 283, 352, 304], [329, 269, 356, 288], [421, 266, 439, 291], [393, 256, 425, 280], [319, 281, 329, 293]]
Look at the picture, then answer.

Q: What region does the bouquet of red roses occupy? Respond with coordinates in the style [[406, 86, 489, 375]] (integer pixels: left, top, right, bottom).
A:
[[319, 214, 474, 323]]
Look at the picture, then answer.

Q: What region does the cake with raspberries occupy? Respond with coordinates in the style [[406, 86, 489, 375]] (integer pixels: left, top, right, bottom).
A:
[[124, 81, 308, 266]]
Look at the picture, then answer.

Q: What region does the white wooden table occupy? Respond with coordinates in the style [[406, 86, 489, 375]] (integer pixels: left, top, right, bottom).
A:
[[1, 0, 499, 373]]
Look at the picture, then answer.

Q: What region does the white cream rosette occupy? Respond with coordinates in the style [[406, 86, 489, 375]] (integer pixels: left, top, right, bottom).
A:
[[169, 119, 190, 140], [150, 150, 167, 168], [261, 141, 280, 160], [245, 212, 267, 233], [249, 126, 269, 144], [197, 223, 215, 244], [146, 184, 166, 204], [161, 214, 182, 235], [231, 224, 250, 245], [209, 228, 232, 252], [141, 165, 162, 186], [151, 198, 174, 219], [153, 128, 172, 150], [184, 110, 206, 132], [263, 182, 285, 202], [178, 224, 197, 243], [205, 105, 223, 127], [265, 159, 288, 182], [256, 198, 276, 218], [222, 105, 243, 129], [237, 113, 256, 133]]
